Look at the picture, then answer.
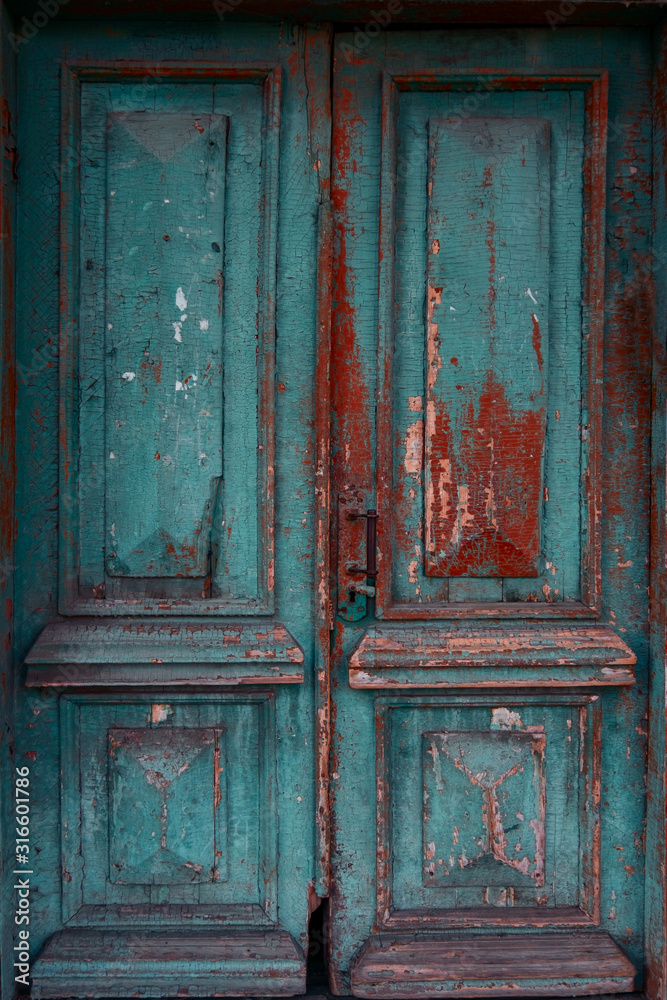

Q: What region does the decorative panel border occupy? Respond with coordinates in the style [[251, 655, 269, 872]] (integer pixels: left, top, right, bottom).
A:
[[60, 692, 277, 927], [374, 71, 608, 620], [58, 63, 280, 615], [375, 694, 601, 930]]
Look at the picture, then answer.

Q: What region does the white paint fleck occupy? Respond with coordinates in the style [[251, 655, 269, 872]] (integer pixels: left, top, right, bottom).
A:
[[110, 523, 115, 537], [199, 319, 210, 331], [109, 451, 115, 459], [180, 313, 187, 321], [164, 199, 170, 203], [121, 371, 136, 382], [491, 707, 523, 730], [175, 287, 188, 311], [175, 381, 185, 391], [173, 323, 183, 342], [449, 306, 456, 312], [525, 287, 538, 304], [110, 190, 116, 196], [107, 323, 113, 331], [404, 420, 423, 475]]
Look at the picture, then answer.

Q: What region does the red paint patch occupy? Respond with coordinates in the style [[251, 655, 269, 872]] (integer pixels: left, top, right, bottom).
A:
[[425, 372, 544, 577], [531, 313, 544, 372]]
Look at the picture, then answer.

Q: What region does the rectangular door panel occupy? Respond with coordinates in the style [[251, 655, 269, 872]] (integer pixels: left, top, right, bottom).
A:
[[424, 117, 551, 580], [59, 694, 275, 923], [62, 64, 279, 614], [376, 696, 598, 924], [369, 73, 602, 618]]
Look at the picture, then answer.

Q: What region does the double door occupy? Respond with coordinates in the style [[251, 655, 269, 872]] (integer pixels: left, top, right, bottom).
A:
[[10, 17, 653, 999]]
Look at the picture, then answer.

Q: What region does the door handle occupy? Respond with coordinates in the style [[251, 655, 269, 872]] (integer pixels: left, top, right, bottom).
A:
[[347, 508, 378, 594], [337, 492, 377, 621]]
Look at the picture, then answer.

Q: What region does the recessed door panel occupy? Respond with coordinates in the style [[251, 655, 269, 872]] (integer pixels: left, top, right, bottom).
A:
[[424, 117, 551, 580], [379, 697, 595, 921], [103, 112, 227, 581], [64, 65, 281, 614]]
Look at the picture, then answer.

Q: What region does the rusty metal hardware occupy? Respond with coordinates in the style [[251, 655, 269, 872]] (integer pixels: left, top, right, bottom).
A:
[[347, 508, 378, 583]]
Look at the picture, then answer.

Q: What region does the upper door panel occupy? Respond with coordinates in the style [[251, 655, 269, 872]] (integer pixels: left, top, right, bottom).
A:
[[51, 56, 287, 615], [62, 63, 278, 614], [333, 45, 612, 620]]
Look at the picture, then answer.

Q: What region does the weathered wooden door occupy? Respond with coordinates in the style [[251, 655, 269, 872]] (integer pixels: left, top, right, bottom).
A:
[[12, 20, 331, 998], [6, 11, 667, 1000], [330, 27, 650, 997]]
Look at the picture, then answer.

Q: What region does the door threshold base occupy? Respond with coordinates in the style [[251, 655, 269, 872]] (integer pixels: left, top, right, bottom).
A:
[[31, 927, 306, 998], [350, 932, 636, 998]]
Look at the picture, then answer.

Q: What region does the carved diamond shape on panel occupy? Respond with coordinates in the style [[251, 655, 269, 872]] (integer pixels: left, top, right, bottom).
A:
[[423, 730, 545, 890], [109, 727, 223, 885]]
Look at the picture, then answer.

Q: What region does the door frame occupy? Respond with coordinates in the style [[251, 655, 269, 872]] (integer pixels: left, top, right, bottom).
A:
[[1, 3, 666, 998]]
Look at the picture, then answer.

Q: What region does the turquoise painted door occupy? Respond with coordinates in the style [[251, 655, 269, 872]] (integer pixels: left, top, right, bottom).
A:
[[13, 20, 330, 998], [330, 27, 650, 997], [7, 15, 659, 1000]]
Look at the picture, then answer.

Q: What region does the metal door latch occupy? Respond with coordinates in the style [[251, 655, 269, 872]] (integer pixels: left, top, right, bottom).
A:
[[337, 491, 378, 621]]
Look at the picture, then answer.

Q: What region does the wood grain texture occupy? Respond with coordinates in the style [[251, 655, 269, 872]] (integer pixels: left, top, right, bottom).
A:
[[59, 694, 277, 927], [108, 727, 224, 885], [349, 623, 636, 688], [330, 30, 649, 993], [104, 112, 227, 580], [645, 21, 667, 1000], [13, 22, 331, 985], [25, 618, 304, 663], [306, 20, 335, 899], [371, 71, 606, 618], [424, 117, 550, 579], [0, 7, 15, 1000], [30, 928, 305, 998], [374, 695, 600, 928], [59, 63, 281, 615], [25, 618, 304, 685], [350, 932, 635, 997], [422, 730, 546, 889]]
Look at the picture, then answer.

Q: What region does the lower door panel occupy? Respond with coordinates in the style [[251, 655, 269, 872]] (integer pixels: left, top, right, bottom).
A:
[[29, 693, 306, 998]]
